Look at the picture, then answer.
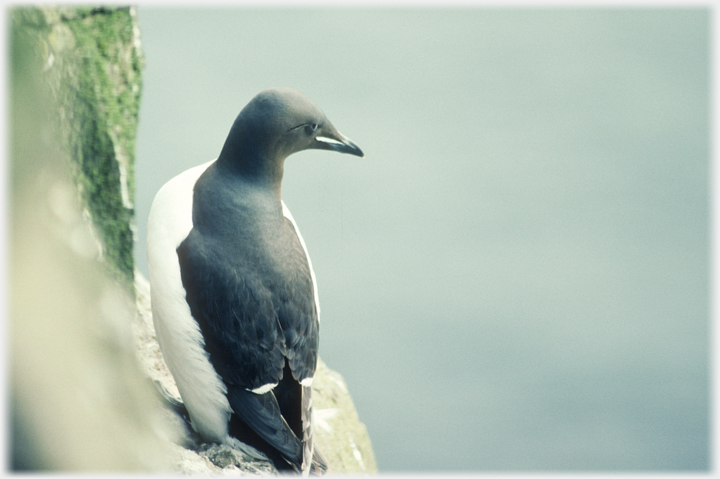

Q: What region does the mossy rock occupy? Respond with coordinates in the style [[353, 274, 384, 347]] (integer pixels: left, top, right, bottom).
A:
[[13, 5, 143, 287]]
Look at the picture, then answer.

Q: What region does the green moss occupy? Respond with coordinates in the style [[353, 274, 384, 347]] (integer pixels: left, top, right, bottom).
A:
[[52, 7, 143, 286], [11, 6, 143, 288]]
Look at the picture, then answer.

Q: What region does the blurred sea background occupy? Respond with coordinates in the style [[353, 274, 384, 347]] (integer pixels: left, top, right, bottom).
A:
[[133, 7, 710, 472]]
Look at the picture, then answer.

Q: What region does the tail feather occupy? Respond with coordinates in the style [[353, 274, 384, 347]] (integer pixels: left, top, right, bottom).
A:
[[227, 382, 327, 475], [227, 385, 302, 466]]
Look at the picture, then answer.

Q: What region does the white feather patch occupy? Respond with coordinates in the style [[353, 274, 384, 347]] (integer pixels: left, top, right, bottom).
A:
[[147, 159, 233, 443], [249, 382, 278, 394]]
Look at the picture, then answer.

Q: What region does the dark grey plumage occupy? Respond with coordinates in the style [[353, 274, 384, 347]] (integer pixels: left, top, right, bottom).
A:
[[155, 88, 363, 474]]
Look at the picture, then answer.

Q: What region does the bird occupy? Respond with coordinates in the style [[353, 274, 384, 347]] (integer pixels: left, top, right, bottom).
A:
[[146, 88, 363, 475]]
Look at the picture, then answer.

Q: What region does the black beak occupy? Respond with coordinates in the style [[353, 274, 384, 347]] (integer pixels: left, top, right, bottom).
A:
[[314, 130, 364, 158]]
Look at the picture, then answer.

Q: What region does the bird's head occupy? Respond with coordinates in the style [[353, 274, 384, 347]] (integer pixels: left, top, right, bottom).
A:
[[220, 88, 364, 178]]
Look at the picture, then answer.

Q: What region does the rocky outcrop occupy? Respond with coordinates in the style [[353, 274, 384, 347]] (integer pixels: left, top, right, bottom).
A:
[[11, 5, 376, 473], [10, 6, 166, 471]]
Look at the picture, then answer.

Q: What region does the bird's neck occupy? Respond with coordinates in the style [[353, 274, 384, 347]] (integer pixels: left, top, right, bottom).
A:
[[216, 148, 285, 199]]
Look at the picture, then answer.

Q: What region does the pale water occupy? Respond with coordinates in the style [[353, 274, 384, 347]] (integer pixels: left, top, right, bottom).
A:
[[134, 8, 709, 471]]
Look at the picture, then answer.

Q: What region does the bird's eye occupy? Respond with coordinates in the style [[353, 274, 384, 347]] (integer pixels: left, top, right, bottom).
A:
[[301, 123, 320, 135]]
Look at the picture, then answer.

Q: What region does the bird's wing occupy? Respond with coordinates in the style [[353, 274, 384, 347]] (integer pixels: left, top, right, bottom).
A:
[[177, 224, 318, 473], [176, 232, 288, 391]]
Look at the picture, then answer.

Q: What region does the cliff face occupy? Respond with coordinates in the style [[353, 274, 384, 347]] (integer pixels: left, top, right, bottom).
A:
[[13, 6, 142, 286], [10, 6, 164, 471], [10, 5, 376, 474]]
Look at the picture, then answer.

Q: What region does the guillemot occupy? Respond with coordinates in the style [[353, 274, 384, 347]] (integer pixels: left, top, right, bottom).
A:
[[147, 88, 363, 474]]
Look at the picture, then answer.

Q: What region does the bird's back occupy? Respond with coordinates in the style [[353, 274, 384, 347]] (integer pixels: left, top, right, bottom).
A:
[[183, 163, 320, 386]]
